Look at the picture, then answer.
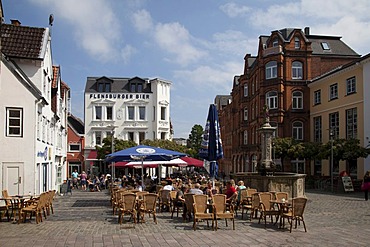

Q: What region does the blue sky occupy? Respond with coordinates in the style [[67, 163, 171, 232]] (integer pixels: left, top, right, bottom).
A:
[[3, 0, 370, 138]]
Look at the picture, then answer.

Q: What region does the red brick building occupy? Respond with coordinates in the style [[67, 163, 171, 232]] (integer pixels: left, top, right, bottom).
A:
[[67, 114, 85, 177], [219, 27, 360, 176]]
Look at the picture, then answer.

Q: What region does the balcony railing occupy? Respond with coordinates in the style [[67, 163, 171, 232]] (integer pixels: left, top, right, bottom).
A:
[[263, 45, 283, 57]]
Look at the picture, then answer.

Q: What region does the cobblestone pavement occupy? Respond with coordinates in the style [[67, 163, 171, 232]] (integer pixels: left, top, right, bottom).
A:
[[0, 189, 369, 247]]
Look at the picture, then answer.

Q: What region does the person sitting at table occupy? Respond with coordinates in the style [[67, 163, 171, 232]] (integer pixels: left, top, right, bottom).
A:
[[163, 180, 174, 191], [203, 181, 217, 197], [189, 183, 203, 195], [225, 181, 238, 203]]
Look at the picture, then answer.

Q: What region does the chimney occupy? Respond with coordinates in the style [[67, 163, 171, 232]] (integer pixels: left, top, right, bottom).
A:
[[304, 27, 310, 36], [11, 19, 21, 26]]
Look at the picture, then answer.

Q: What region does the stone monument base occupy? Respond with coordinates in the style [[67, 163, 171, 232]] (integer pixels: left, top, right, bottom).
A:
[[233, 172, 306, 198]]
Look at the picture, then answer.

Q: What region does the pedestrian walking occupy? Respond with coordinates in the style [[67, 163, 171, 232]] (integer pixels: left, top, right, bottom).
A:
[[362, 171, 370, 201]]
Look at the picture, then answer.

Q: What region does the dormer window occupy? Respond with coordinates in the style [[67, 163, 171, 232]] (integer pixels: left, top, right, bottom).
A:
[[97, 82, 111, 92], [321, 42, 330, 50], [130, 82, 144, 93], [272, 38, 279, 47], [294, 37, 300, 49]]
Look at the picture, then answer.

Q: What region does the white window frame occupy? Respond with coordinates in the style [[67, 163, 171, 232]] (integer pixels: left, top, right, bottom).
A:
[[95, 131, 102, 146], [243, 130, 248, 145], [329, 83, 338, 100], [161, 107, 166, 120], [292, 121, 303, 140], [346, 76, 356, 95], [314, 90, 321, 105], [292, 91, 303, 109], [265, 61, 277, 79], [266, 91, 278, 109], [294, 37, 300, 49], [106, 106, 113, 120], [244, 84, 248, 97], [127, 106, 135, 120], [139, 106, 146, 121], [292, 61, 303, 79], [69, 143, 81, 152], [244, 108, 248, 121], [6, 107, 23, 137], [313, 116, 322, 143], [346, 108, 357, 139], [94, 106, 102, 120]]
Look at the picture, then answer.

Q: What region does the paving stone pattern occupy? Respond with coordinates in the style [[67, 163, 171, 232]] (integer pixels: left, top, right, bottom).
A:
[[0, 189, 370, 247]]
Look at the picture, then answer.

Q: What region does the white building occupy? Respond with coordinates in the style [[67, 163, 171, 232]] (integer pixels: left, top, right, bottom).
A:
[[84, 76, 172, 174], [0, 20, 68, 195]]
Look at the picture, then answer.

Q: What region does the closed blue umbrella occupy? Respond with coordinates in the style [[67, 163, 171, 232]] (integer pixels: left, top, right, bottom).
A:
[[106, 145, 187, 188], [199, 104, 223, 179]]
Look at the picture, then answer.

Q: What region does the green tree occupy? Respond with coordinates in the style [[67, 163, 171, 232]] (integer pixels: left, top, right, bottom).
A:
[[188, 124, 203, 158], [273, 137, 296, 172], [301, 141, 326, 176], [141, 139, 190, 154], [96, 136, 136, 160]]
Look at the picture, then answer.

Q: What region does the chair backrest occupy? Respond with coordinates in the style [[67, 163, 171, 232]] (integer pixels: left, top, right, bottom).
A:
[[212, 194, 227, 213], [170, 190, 177, 201], [258, 192, 272, 210], [251, 192, 260, 208], [136, 191, 149, 200], [2, 190, 9, 198], [184, 193, 195, 213], [246, 189, 257, 197], [160, 189, 171, 203], [239, 189, 248, 201], [142, 193, 158, 211], [121, 193, 137, 211], [292, 197, 307, 217], [275, 192, 288, 201], [193, 194, 208, 213]]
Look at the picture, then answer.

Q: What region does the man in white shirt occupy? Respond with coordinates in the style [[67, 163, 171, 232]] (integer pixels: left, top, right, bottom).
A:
[[189, 183, 203, 195]]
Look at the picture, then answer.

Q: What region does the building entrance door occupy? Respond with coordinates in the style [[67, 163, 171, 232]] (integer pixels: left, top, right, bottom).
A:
[[3, 163, 23, 195]]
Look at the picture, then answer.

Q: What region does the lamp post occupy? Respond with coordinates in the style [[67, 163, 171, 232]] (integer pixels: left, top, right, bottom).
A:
[[329, 129, 334, 193], [109, 125, 117, 182]]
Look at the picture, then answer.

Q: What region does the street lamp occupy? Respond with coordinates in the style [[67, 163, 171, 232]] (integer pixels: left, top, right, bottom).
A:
[[108, 125, 117, 182], [329, 129, 334, 193]]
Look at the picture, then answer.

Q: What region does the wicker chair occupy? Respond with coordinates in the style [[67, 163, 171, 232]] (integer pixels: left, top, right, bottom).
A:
[[183, 193, 195, 222], [20, 192, 47, 224], [118, 193, 137, 224], [158, 189, 171, 212], [249, 192, 260, 221], [192, 194, 214, 231], [240, 189, 257, 220], [213, 194, 235, 230], [258, 192, 280, 228], [139, 193, 158, 224], [282, 197, 308, 232]]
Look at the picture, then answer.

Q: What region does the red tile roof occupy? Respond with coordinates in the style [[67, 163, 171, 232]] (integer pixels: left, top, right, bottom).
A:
[[1, 24, 46, 59]]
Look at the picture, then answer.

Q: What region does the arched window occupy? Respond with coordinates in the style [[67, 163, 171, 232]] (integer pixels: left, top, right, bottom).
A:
[[292, 121, 303, 140], [292, 61, 303, 79], [292, 91, 303, 109], [266, 61, 277, 79], [266, 91, 278, 109]]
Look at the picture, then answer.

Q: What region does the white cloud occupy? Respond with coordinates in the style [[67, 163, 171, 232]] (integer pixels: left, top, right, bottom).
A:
[[173, 61, 241, 93], [120, 45, 137, 64], [220, 2, 251, 18], [210, 30, 257, 56], [31, 0, 124, 62], [154, 22, 207, 66], [132, 9, 153, 33]]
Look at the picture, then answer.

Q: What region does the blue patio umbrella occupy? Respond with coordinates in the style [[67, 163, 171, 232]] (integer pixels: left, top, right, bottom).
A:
[[199, 104, 224, 181], [106, 145, 187, 188]]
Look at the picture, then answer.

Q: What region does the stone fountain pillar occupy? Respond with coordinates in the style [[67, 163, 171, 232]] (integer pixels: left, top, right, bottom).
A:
[[259, 107, 276, 172]]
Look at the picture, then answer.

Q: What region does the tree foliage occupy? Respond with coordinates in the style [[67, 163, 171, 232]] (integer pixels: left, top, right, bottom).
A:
[[96, 136, 136, 160], [187, 124, 204, 158]]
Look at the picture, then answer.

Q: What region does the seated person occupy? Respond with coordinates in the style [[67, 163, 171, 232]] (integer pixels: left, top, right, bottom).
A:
[[224, 181, 237, 203], [189, 183, 203, 195], [163, 180, 174, 191]]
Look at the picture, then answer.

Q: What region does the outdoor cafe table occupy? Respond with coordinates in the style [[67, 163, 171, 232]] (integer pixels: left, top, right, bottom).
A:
[[0, 195, 33, 223], [270, 199, 292, 228]]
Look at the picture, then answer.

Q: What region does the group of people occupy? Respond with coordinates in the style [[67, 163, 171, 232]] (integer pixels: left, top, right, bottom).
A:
[[161, 178, 248, 219], [71, 170, 110, 192]]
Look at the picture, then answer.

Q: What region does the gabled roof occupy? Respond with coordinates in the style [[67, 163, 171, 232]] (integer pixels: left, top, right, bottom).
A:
[[52, 65, 60, 88], [307, 35, 359, 56], [1, 23, 48, 59], [68, 114, 84, 135], [85, 76, 152, 93]]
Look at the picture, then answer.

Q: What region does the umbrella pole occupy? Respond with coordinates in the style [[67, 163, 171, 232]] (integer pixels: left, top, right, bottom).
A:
[[141, 157, 144, 190]]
